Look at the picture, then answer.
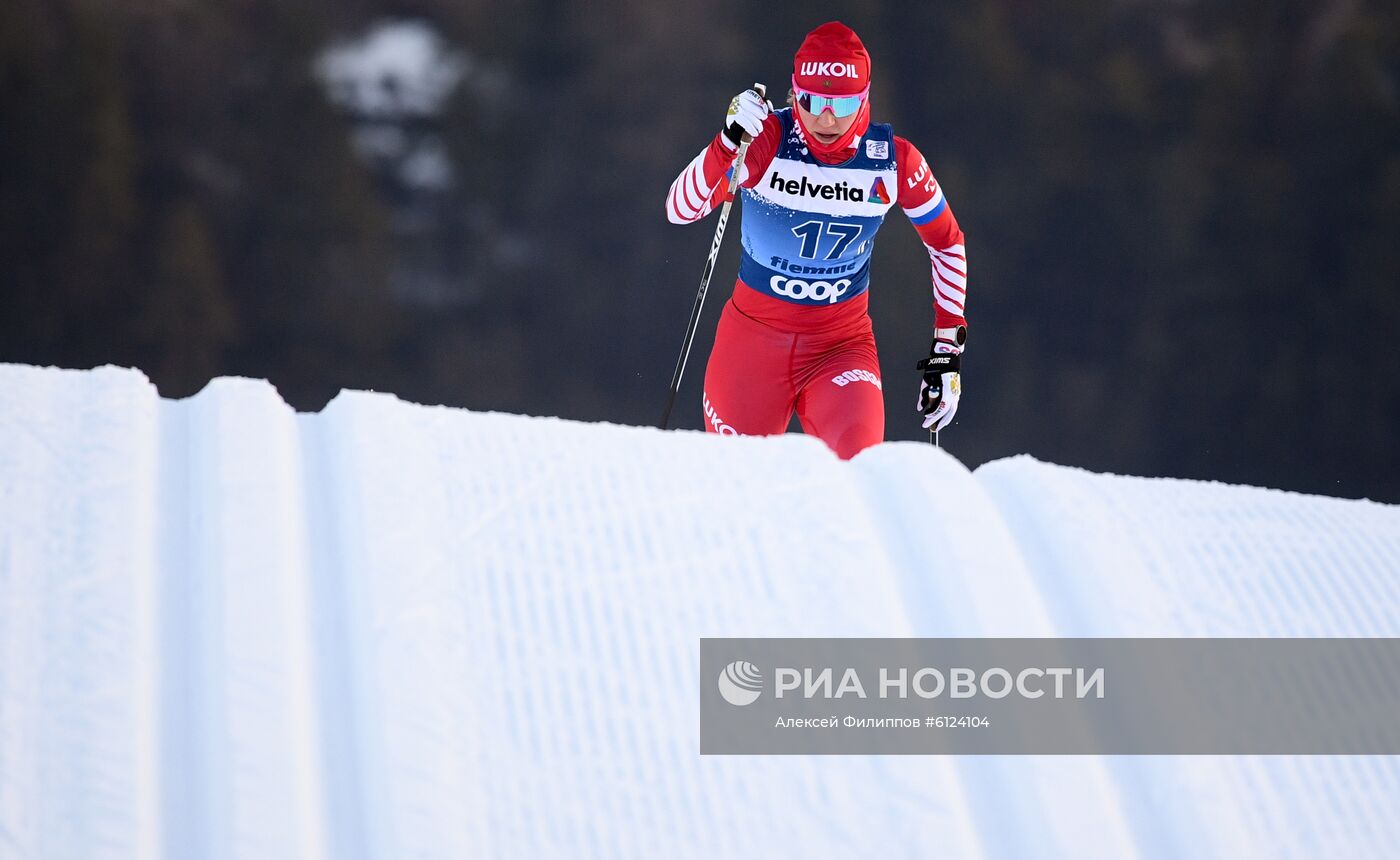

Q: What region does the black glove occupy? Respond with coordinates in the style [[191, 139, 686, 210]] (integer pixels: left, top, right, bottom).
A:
[[915, 346, 962, 431]]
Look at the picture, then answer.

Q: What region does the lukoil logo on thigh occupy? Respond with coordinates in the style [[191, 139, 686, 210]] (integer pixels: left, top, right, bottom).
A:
[[703, 393, 738, 436]]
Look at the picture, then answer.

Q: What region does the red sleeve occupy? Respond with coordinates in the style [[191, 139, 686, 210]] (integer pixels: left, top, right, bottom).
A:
[[895, 136, 967, 333], [665, 115, 781, 224]]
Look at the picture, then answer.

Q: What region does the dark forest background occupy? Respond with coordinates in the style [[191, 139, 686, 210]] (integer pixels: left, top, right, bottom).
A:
[[3, 0, 1397, 501]]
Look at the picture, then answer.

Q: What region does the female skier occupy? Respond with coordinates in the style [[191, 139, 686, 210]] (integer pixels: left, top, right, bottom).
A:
[[665, 21, 968, 459]]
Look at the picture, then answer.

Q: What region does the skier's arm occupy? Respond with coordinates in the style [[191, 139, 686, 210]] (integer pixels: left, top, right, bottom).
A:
[[896, 137, 967, 339], [665, 113, 781, 224]]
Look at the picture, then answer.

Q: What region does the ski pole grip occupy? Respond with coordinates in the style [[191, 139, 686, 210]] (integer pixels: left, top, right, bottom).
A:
[[741, 82, 767, 143]]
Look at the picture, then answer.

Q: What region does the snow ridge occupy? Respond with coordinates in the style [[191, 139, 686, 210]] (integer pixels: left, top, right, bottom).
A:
[[1, 364, 1397, 859]]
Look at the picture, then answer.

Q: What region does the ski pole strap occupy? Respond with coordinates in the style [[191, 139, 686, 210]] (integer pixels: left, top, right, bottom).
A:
[[916, 353, 961, 373]]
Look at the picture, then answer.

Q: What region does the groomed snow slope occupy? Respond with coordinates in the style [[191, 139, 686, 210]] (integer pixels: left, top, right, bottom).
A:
[[1, 363, 1398, 859]]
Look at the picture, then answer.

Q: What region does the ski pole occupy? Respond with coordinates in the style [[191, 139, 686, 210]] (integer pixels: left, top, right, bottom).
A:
[[659, 84, 765, 430]]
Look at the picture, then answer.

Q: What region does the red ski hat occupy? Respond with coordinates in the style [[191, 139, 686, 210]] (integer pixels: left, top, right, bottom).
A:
[[792, 21, 871, 97], [792, 21, 872, 162]]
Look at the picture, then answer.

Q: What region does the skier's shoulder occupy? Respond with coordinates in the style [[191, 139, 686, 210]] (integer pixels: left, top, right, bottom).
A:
[[891, 134, 931, 180], [891, 133, 919, 161]]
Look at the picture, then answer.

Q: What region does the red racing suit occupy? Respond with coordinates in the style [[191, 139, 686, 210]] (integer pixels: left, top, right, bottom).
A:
[[666, 108, 967, 459]]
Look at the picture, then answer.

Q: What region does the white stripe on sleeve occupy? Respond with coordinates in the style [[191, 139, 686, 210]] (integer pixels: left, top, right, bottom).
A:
[[928, 246, 966, 270], [932, 260, 967, 289], [903, 185, 945, 219], [935, 281, 965, 310], [936, 293, 966, 316], [667, 149, 717, 223]]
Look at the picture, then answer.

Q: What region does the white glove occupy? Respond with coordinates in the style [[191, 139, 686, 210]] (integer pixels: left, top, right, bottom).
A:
[[916, 342, 962, 432], [725, 86, 771, 143]]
